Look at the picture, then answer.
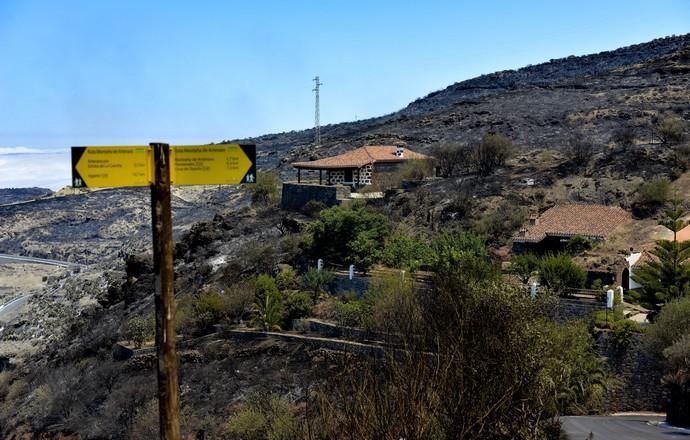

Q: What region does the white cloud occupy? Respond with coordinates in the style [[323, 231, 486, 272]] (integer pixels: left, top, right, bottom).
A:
[[0, 151, 71, 190]]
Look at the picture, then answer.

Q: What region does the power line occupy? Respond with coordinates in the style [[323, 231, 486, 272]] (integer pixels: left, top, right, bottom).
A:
[[312, 76, 323, 147]]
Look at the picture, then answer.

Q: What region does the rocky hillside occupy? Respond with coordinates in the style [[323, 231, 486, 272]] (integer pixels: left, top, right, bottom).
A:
[[229, 33, 690, 174], [0, 33, 688, 438], [0, 188, 52, 205]]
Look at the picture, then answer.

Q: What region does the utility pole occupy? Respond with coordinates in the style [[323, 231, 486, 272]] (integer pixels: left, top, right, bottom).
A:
[[150, 142, 181, 440], [312, 76, 322, 147]]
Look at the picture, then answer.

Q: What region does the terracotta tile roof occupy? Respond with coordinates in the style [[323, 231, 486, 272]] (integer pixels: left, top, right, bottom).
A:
[[292, 145, 432, 170], [513, 204, 629, 243]]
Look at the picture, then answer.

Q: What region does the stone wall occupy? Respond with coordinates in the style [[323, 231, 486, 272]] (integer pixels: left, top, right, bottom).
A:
[[596, 331, 666, 412], [281, 182, 351, 211]]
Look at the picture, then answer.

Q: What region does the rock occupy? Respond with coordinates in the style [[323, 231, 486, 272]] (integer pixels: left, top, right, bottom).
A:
[[112, 343, 134, 361]]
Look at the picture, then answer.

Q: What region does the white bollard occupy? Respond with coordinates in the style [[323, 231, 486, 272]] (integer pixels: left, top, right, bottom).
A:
[[617, 286, 624, 304], [606, 289, 614, 309], [349, 264, 354, 280], [317, 259, 323, 272], [530, 282, 538, 299]]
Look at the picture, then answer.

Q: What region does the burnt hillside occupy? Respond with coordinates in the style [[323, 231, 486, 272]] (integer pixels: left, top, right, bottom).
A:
[[229, 34, 690, 174]]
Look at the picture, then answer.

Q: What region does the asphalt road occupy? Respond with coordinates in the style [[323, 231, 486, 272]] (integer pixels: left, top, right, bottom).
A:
[[562, 415, 690, 439], [0, 295, 32, 323], [0, 254, 83, 268]]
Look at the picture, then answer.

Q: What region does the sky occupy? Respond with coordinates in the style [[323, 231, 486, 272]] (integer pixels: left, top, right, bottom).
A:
[[0, 0, 688, 189]]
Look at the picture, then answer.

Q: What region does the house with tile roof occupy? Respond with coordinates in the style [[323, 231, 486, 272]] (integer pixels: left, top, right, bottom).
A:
[[513, 204, 629, 254], [291, 145, 432, 187]]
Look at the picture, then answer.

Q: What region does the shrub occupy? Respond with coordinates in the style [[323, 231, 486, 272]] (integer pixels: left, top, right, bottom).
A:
[[194, 290, 228, 334], [474, 133, 513, 175], [432, 141, 471, 177], [226, 394, 301, 440], [334, 300, 368, 327], [283, 291, 313, 328], [302, 268, 334, 302], [541, 321, 610, 415], [275, 266, 299, 291], [248, 171, 280, 206], [253, 275, 283, 331], [611, 320, 642, 349], [592, 309, 615, 329], [309, 278, 606, 438], [539, 254, 586, 295], [364, 273, 417, 333], [673, 143, 690, 170], [655, 114, 687, 145], [510, 253, 541, 284], [473, 202, 526, 247], [567, 133, 595, 166], [645, 296, 690, 355], [381, 232, 431, 272], [611, 126, 636, 149], [244, 243, 279, 275], [400, 159, 434, 181], [566, 235, 595, 255], [637, 177, 671, 208], [301, 200, 327, 218], [125, 316, 155, 348]]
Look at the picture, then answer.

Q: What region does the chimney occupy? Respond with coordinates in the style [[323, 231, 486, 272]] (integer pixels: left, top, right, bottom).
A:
[[529, 214, 539, 226], [395, 146, 404, 158], [518, 228, 527, 237]]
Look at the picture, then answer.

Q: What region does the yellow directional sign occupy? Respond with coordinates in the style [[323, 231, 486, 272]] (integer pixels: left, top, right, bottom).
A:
[[71, 144, 256, 188], [71, 146, 150, 188], [171, 144, 256, 185]]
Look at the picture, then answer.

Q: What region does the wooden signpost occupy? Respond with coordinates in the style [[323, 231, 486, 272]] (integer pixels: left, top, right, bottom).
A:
[[71, 143, 256, 440]]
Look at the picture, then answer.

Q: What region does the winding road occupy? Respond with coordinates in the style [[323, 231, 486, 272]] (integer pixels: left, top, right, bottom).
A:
[[0, 254, 84, 269], [561, 415, 690, 439], [0, 254, 84, 322]]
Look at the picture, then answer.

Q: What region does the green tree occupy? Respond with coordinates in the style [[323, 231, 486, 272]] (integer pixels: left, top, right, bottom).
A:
[[429, 230, 498, 285], [125, 316, 154, 349], [539, 254, 587, 295], [253, 275, 283, 331], [381, 232, 431, 272], [510, 253, 541, 284], [633, 200, 690, 309], [307, 205, 389, 271], [473, 133, 513, 176]]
